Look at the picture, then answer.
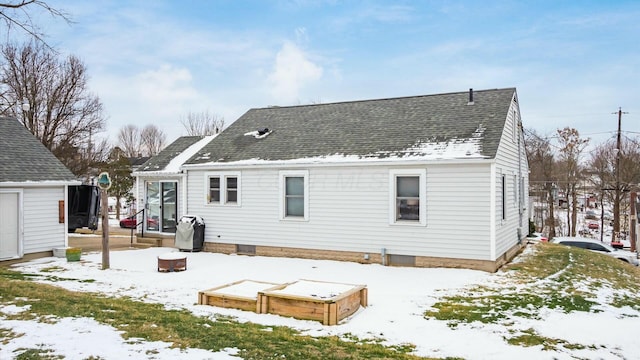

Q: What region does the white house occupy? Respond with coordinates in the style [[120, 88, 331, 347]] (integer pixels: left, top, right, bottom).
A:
[[0, 116, 79, 262], [135, 88, 529, 271], [133, 136, 215, 233]]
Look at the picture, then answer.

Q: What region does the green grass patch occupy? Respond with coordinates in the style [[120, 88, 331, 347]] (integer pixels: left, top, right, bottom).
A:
[[0, 267, 435, 360], [425, 244, 640, 328], [13, 348, 63, 360]]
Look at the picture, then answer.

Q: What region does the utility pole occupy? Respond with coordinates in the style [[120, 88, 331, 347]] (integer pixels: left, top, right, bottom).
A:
[[612, 108, 628, 243], [630, 191, 637, 253]]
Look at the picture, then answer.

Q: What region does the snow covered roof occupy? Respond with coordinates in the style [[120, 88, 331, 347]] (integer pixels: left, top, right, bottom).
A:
[[135, 135, 216, 175], [185, 88, 516, 166], [0, 116, 77, 183]]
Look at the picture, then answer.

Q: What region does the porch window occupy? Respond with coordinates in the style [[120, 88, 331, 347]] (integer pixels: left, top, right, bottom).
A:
[[205, 172, 241, 206], [389, 169, 426, 226], [279, 170, 309, 221]]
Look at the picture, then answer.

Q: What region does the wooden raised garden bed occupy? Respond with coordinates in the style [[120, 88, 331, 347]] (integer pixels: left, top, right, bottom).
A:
[[198, 280, 280, 312], [258, 279, 368, 325]]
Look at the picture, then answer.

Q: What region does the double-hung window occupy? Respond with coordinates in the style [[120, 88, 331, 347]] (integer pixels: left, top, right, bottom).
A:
[[389, 169, 426, 226], [206, 172, 241, 206], [279, 170, 309, 221]]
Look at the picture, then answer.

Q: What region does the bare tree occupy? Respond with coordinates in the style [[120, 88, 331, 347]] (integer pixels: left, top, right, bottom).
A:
[[0, 1, 71, 47], [140, 124, 166, 156], [588, 142, 616, 240], [556, 127, 589, 237], [0, 41, 106, 176], [587, 137, 640, 242], [180, 110, 224, 136], [524, 128, 558, 238], [118, 124, 141, 157]]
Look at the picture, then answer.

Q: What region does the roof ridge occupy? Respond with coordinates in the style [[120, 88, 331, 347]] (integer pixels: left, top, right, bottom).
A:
[[252, 87, 516, 111]]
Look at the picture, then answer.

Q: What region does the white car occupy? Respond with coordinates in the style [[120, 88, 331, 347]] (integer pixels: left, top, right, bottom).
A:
[[551, 237, 639, 266], [526, 232, 548, 243]]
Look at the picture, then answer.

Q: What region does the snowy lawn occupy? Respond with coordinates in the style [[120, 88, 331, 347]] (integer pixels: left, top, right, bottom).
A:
[[1, 243, 639, 359]]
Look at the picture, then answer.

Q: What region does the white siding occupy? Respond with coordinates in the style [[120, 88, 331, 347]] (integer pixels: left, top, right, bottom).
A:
[[493, 95, 529, 258], [187, 162, 494, 261], [22, 186, 66, 253]]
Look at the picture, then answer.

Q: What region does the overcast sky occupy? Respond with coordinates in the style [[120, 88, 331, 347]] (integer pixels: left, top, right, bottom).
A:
[[20, 0, 640, 149]]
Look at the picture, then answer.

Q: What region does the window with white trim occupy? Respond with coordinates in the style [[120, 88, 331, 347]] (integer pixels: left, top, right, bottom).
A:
[[389, 169, 426, 226], [279, 170, 309, 220], [226, 176, 238, 204], [205, 172, 241, 206]]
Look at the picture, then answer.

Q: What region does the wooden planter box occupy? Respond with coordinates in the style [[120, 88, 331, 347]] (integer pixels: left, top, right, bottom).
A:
[[258, 279, 367, 325], [198, 280, 280, 312]]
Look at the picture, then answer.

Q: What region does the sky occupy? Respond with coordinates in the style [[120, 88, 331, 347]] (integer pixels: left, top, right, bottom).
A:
[[2, 241, 639, 359], [12, 0, 640, 149]]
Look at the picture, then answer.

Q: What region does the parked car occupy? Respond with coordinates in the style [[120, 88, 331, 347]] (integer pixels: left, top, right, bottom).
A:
[[526, 232, 548, 243], [119, 216, 158, 229], [551, 237, 639, 266], [585, 209, 598, 220], [587, 222, 599, 230]]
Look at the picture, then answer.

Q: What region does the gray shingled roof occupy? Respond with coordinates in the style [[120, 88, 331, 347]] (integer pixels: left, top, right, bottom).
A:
[[137, 136, 204, 172], [0, 116, 77, 183], [186, 88, 516, 165]]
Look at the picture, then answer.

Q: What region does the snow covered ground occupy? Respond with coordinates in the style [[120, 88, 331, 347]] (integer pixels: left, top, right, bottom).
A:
[[2, 246, 639, 360]]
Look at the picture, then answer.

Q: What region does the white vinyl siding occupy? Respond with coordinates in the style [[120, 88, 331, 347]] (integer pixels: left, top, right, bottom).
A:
[[22, 187, 66, 254], [493, 96, 529, 257], [187, 162, 493, 261]]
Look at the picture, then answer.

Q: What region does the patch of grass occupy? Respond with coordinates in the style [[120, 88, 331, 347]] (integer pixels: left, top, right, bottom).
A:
[[0, 268, 95, 284], [505, 328, 591, 352], [1, 327, 24, 344], [425, 244, 640, 328], [13, 347, 63, 360], [39, 266, 66, 273], [0, 268, 432, 360]]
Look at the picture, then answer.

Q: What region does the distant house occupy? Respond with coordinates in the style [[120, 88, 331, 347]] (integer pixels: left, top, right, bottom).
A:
[[0, 116, 79, 262], [135, 88, 529, 271]]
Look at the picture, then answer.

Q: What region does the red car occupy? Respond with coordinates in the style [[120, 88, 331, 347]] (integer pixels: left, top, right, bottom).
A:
[[119, 217, 158, 229], [588, 222, 599, 230]]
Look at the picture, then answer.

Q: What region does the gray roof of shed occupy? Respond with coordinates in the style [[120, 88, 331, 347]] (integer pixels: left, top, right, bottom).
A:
[[186, 88, 516, 165], [137, 136, 205, 173], [0, 116, 77, 183]]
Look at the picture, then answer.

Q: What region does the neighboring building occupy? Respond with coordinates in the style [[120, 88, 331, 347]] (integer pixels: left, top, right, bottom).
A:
[[129, 156, 150, 172], [0, 116, 79, 262], [136, 88, 529, 271]]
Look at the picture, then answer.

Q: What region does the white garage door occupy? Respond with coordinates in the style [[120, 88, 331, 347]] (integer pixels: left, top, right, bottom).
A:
[[0, 192, 20, 260]]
